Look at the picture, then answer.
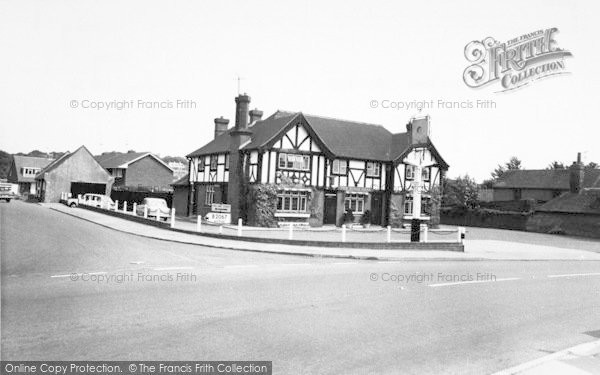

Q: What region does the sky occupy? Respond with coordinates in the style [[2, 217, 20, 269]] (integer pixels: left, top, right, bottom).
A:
[[1, 0, 599, 181]]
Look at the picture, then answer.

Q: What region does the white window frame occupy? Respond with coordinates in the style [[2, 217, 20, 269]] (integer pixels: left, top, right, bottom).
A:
[[366, 162, 380, 177], [278, 153, 310, 171], [205, 185, 215, 206], [332, 159, 347, 175], [277, 190, 308, 213], [344, 193, 365, 214]]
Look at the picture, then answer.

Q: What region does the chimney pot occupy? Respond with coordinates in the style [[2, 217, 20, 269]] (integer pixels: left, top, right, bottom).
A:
[[214, 117, 230, 139], [569, 152, 585, 193], [249, 108, 263, 124]]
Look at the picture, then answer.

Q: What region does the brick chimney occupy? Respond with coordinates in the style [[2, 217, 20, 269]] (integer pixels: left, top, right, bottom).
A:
[[569, 152, 584, 193], [214, 117, 229, 139], [249, 108, 263, 125], [228, 93, 253, 223], [406, 115, 430, 145]]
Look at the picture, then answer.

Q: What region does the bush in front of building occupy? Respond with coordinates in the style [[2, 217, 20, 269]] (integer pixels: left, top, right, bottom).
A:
[[440, 206, 532, 230], [246, 184, 278, 227]]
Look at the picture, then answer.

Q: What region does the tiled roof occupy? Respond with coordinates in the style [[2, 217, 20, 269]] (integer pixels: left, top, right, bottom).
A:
[[493, 169, 600, 190], [11, 155, 54, 183], [187, 110, 446, 165], [95, 152, 147, 168], [537, 190, 600, 214]]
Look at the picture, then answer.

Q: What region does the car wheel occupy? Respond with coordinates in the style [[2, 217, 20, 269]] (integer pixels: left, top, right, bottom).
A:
[[69, 202, 77, 208]]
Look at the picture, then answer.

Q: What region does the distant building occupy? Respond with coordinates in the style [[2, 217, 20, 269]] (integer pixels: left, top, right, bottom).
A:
[[95, 152, 174, 190], [171, 174, 189, 216], [35, 146, 114, 203], [7, 155, 54, 195], [168, 161, 188, 181], [492, 167, 600, 202], [528, 153, 600, 238]]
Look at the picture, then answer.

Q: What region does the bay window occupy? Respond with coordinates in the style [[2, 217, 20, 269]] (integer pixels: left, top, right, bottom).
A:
[[344, 193, 365, 214], [277, 190, 308, 213]]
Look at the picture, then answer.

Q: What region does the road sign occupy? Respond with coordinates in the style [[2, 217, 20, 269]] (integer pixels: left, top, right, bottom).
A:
[[206, 212, 231, 224], [211, 203, 231, 213]]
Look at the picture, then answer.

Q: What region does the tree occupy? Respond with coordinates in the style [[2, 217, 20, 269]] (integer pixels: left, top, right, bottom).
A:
[[490, 156, 522, 180], [586, 162, 598, 169], [442, 175, 479, 209], [547, 161, 566, 169]]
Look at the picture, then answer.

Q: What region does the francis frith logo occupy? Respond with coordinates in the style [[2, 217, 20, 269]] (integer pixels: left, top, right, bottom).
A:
[[463, 27, 572, 92]]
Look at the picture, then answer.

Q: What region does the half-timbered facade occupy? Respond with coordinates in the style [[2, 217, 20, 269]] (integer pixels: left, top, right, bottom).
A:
[[181, 94, 449, 227]]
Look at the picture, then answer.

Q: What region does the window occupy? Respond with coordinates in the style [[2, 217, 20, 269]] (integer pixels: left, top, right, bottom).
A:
[[276, 190, 308, 213], [278, 153, 310, 171], [422, 167, 430, 182], [404, 195, 413, 215], [205, 185, 215, 206], [209, 155, 218, 171], [225, 154, 230, 170], [21, 168, 40, 177], [405, 165, 415, 180], [344, 194, 365, 214], [332, 159, 347, 175], [367, 162, 380, 177]]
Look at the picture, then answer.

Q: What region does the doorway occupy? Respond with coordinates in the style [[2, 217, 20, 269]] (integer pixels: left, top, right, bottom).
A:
[[323, 192, 337, 225]]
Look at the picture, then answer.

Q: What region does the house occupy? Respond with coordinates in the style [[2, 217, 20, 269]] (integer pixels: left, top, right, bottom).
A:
[[6, 155, 54, 195], [527, 154, 600, 238], [178, 93, 449, 227], [95, 152, 174, 190], [35, 146, 114, 203], [492, 166, 600, 202]]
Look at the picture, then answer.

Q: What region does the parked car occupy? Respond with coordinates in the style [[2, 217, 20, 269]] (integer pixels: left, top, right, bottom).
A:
[[136, 197, 170, 220], [0, 182, 15, 202], [67, 193, 114, 209]]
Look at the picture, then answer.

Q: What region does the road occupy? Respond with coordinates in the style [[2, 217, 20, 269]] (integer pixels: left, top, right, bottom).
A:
[[1, 201, 600, 374]]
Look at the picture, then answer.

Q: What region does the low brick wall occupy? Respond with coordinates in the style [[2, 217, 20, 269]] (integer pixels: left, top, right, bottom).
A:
[[78, 204, 464, 252], [527, 212, 600, 239], [78, 204, 170, 229]]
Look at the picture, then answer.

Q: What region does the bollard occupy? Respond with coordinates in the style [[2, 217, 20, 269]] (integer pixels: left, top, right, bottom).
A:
[[237, 218, 242, 237], [114, 200, 119, 212], [144, 205, 148, 219], [342, 224, 346, 242], [421, 224, 428, 243], [288, 224, 293, 240], [196, 215, 202, 232], [132, 202, 137, 216], [386, 226, 391, 243], [460, 227, 466, 243], [156, 211, 161, 222], [123, 201, 128, 213], [457, 227, 463, 243], [219, 225, 223, 234], [170, 208, 175, 228]]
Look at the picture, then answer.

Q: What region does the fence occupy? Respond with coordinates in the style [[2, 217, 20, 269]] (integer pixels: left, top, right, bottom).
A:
[[63, 192, 465, 245]]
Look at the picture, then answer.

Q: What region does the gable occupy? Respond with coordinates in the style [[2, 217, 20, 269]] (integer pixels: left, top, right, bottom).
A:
[[268, 120, 322, 153]]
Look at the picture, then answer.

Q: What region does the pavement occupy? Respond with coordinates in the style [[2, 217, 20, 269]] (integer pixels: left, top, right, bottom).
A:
[[46, 202, 600, 261], [3, 200, 600, 374]]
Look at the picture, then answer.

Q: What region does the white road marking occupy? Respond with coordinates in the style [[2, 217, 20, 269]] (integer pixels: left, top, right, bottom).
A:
[[547, 272, 600, 278], [429, 277, 521, 288], [153, 267, 193, 271]]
